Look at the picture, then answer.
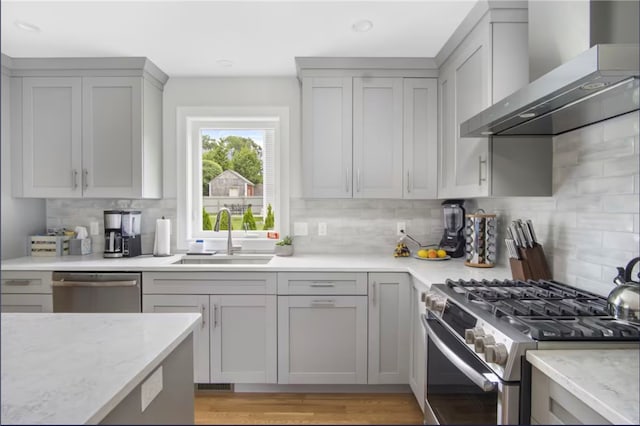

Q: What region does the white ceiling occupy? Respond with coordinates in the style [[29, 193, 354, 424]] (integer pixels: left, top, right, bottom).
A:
[[1, 0, 477, 77]]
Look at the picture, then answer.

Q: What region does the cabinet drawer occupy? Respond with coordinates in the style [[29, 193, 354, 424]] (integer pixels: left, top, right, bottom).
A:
[[1, 294, 53, 312], [1, 271, 52, 294], [142, 272, 276, 295], [277, 272, 367, 295]]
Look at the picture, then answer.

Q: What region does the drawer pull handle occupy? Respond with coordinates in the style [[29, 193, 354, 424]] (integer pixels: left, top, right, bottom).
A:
[[310, 281, 335, 287], [372, 281, 377, 305], [4, 280, 30, 286], [311, 299, 335, 307], [213, 304, 218, 328], [201, 304, 206, 327]]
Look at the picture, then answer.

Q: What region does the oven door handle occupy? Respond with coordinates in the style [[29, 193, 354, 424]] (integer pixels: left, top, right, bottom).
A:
[[52, 280, 138, 288], [421, 315, 497, 392]]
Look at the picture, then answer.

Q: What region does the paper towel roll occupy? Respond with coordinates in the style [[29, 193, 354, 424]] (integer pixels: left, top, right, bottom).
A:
[[153, 218, 171, 257]]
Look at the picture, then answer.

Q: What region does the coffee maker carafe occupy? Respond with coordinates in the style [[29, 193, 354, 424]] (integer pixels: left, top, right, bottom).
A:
[[439, 199, 465, 258], [121, 211, 142, 257], [104, 210, 123, 258]]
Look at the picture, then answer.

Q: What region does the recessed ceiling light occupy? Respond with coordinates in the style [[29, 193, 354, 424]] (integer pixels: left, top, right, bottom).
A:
[[14, 20, 40, 33], [480, 131, 494, 135], [352, 19, 373, 33], [216, 59, 233, 68], [519, 112, 536, 118]]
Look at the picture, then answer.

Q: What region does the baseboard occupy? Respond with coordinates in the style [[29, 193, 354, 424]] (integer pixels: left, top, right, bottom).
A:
[[231, 383, 412, 393]]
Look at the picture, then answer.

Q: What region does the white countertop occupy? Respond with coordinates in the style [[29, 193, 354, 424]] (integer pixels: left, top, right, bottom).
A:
[[0, 253, 512, 286], [0, 313, 200, 425], [526, 349, 640, 425]]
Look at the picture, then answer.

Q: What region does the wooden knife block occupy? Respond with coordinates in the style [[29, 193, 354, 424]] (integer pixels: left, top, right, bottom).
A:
[[509, 244, 552, 281]]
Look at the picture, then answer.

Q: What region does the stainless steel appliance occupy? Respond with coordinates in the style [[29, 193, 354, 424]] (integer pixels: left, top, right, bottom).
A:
[[104, 210, 142, 258], [52, 272, 142, 313], [461, 1, 639, 137], [439, 200, 465, 258], [422, 279, 640, 425], [104, 210, 123, 258]]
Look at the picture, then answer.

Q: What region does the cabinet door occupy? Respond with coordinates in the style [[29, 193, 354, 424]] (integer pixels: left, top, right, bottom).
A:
[[82, 77, 143, 198], [403, 78, 438, 199], [438, 26, 491, 199], [353, 77, 403, 198], [142, 294, 210, 383], [368, 273, 410, 384], [302, 77, 353, 198], [278, 295, 367, 384], [210, 295, 277, 384], [408, 279, 427, 412], [0, 294, 53, 313], [22, 77, 83, 198]]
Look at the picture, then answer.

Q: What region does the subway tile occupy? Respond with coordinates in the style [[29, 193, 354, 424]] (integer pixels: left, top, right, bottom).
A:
[[603, 111, 640, 141], [577, 176, 634, 195], [555, 195, 603, 212], [573, 277, 613, 298], [577, 213, 635, 232], [602, 195, 640, 213], [553, 162, 603, 184], [553, 179, 578, 196], [553, 150, 578, 167], [555, 122, 603, 152], [602, 152, 639, 177], [565, 258, 603, 282], [602, 231, 640, 253], [549, 227, 602, 251], [578, 248, 638, 268], [578, 137, 635, 162]]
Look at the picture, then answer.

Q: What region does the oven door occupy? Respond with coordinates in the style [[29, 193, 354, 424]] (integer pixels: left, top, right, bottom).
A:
[[422, 313, 520, 425]]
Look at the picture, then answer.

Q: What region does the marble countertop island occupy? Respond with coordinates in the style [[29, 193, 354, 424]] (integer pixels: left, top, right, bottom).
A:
[[1, 313, 200, 425], [526, 349, 640, 425]]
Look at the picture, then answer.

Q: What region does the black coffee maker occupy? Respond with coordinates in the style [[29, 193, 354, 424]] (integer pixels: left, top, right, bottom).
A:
[[439, 200, 465, 258]]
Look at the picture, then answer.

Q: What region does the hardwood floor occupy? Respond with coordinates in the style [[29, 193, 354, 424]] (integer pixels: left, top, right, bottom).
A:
[[195, 392, 424, 425]]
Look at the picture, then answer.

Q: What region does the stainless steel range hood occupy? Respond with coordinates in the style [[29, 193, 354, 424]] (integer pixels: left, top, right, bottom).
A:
[[461, 45, 639, 137], [461, 0, 640, 137]]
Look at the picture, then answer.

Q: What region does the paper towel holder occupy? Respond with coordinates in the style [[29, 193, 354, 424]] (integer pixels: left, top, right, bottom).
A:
[[153, 216, 172, 257]]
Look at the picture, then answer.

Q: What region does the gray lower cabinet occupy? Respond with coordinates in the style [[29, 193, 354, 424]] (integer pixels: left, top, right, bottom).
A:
[[530, 366, 611, 425], [99, 334, 195, 425], [368, 272, 410, 384], [1, 271, 52, 313], [408, 278, 428, 412], [142, 272, 277, 384]]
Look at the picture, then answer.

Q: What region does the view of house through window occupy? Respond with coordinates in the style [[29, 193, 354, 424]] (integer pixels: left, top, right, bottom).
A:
[[200, 128, 275, 232]]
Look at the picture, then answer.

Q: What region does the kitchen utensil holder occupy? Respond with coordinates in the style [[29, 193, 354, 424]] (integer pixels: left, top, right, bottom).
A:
[[509, 244, 552, 281]]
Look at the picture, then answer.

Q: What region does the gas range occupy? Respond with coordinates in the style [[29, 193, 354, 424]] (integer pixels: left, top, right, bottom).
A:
[[425, 278, 640, 382]]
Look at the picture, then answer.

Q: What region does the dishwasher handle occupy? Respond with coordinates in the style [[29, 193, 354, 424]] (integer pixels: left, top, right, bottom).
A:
[[52, 280, 138, 288]]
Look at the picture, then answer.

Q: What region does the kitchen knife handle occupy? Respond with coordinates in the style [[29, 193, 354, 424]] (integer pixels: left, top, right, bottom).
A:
[[72, 169, 78, 189], [407, 170, 411, 193], [478, 156, 487, 186], [82, 169, 88, 190]]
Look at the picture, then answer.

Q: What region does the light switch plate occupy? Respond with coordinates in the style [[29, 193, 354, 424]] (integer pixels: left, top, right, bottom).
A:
[[293, 222, 308, 236], [397, 222, 406, 236], [318, 223, 327, 236], [90, 221, 100, 236]]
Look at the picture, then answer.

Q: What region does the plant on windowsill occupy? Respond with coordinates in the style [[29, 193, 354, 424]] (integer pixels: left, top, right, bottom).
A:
[[274, 235, 293, 257]]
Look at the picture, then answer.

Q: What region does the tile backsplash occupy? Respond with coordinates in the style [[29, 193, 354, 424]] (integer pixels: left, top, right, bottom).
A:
[[46, 198, 177, 255], [44, 112, 638, 297]]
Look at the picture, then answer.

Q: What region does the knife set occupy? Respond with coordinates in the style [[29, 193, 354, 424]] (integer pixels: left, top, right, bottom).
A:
[[505, 219, 552, 281], [464, 210, 497, 268]]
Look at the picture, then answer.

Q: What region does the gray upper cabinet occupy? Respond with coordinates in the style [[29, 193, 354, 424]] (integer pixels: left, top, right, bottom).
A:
[[9, 57, 168, 199], [437, 3, 552, 198], [298, 58, 439, 200]]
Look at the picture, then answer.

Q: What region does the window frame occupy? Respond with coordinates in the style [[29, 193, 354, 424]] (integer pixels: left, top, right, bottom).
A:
[[176, 106, 290, 251]]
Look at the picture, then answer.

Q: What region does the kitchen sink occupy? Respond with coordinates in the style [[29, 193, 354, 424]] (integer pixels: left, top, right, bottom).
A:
[[172, 254, 274, 265]]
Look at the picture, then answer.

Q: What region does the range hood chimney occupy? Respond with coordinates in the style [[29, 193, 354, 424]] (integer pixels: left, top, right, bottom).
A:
[[461, 0, 639, 137]]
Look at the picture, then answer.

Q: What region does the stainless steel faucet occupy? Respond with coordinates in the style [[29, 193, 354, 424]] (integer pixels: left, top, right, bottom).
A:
[[213, 207, 235, 255]]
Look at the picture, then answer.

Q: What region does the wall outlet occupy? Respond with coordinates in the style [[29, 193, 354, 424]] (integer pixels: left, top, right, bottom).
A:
[[397, 222, 406, 236], [293, 222, 308, 236], [90, 221, 100, 236], [318, 222, 327, 236]]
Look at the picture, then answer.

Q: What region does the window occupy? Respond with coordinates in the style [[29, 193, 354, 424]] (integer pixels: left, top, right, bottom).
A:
[[177, 107, 290, 250]]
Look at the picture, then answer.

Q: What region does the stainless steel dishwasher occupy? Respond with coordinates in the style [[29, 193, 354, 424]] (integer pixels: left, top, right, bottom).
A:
[[52, 272, 142, 313]]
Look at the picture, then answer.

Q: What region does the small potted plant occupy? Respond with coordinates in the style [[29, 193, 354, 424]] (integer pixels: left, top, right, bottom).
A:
[[274, 235, 294, 257]]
